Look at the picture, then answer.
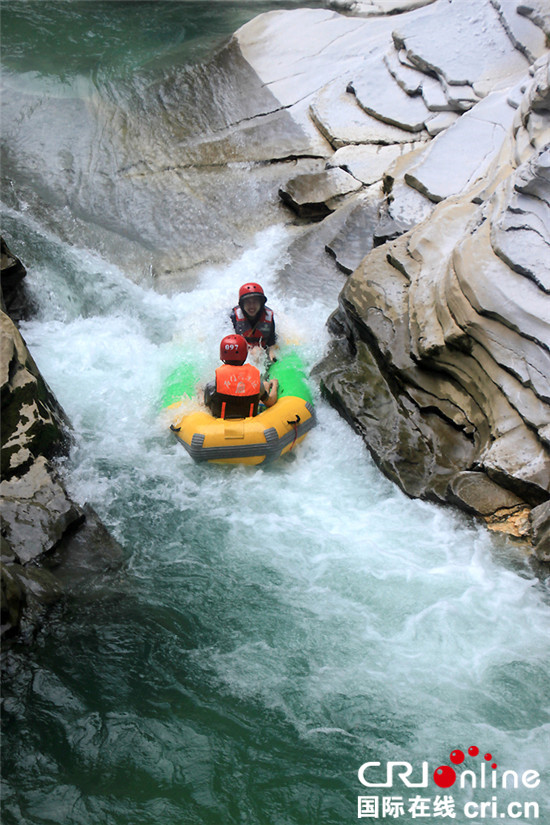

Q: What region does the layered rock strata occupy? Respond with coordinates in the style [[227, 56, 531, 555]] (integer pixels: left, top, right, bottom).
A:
[[233, 1, 550, 558]]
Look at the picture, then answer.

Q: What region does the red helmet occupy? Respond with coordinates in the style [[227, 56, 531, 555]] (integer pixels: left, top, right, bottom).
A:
[[220, 334, 248, 365], [238, 282, 266, 308]]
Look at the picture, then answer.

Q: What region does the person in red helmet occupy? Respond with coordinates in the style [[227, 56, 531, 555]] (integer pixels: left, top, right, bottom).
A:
[[230, 282, 277, 360], [204, 334, 278, 419]]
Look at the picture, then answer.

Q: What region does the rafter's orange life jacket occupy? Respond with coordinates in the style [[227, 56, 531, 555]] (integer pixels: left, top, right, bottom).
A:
[[215, 364, 262, 419]]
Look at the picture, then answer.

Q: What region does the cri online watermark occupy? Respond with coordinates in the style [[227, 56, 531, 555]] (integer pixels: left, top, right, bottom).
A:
[[357, 745, 541, 820]]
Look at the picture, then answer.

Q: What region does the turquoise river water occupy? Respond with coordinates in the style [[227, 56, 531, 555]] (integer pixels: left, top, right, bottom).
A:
[[1, 3, 549, 824]]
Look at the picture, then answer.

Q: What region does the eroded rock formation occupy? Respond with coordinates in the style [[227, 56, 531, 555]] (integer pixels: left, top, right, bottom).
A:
[[233, 1, 550, 558], [319, 70, 549, 553]]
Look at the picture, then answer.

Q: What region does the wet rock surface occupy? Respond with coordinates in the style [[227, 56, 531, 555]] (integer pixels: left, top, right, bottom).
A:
[[1, 243, 124, 642], [1, 37, 331, 287], [0, 238, 36, 321]]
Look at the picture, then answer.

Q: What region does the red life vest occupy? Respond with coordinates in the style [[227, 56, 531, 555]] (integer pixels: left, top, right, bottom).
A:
[[231, 305, 275, 348], [215, 364, 261, 419]]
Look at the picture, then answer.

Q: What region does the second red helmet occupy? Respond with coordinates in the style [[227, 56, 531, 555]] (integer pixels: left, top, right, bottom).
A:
[[220, 334, 248, 365]]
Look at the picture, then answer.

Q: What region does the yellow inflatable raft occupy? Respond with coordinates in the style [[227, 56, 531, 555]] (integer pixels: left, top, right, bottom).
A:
[[170, 395, 315, 465], [165, 350, 316, 465]]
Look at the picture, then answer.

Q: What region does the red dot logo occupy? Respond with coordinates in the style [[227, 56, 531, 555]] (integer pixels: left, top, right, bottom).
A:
[[433, 765, 456, 788], [434, 744, 498, 789], [450, 749, 465, 765]]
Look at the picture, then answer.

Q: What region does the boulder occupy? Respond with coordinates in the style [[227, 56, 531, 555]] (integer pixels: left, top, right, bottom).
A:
[[377, 144, 436, 240], [310, 79, 431, 148], [1, 299, 124, 642], [447, 470, 526, 516], [274, 196, 380, 304], [405, 90, 518, 203], [491, 146, 550, 293], [1, 456, 84, 565], [328, 142, 420, 185], [348, 58, 433, 132], [325, 190, 384, 274], [1, 311, 71, 479]]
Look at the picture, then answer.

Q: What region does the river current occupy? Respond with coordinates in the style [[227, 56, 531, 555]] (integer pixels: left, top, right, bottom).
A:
[[1, 3, 549, 825]]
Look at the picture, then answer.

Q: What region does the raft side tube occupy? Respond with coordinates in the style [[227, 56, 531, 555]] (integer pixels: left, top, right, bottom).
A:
[[161, 360, 203, 407], [267, 351, 313, 405]]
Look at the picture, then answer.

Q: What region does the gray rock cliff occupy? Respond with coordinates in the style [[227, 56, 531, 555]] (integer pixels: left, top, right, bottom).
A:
[[232, 0, 550, 558], [1, 242, 123, 641]]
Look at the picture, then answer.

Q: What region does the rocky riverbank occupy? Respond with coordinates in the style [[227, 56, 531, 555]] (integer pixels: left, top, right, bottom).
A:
[[231, 0, 550, 558], [1, 242, 123, 641], [314, 60, 550, 557]]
